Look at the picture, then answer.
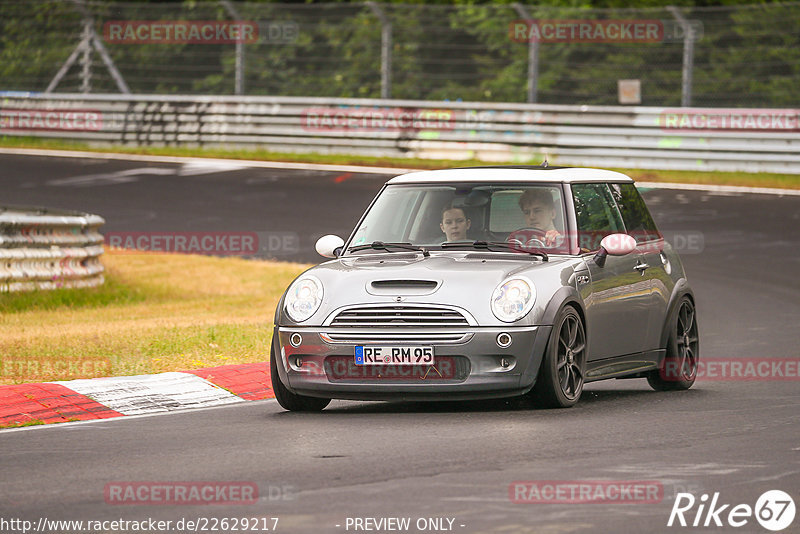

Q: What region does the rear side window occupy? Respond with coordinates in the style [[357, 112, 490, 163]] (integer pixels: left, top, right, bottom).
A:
[[571, 183, 624, 251], [608, 183, 661, 243]]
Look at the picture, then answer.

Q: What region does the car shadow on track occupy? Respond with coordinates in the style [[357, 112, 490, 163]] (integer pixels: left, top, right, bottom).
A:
[[268, 385, 711, 416]]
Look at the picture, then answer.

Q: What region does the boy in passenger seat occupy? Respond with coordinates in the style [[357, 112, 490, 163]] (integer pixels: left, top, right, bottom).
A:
[[440, 204, 471, 242]]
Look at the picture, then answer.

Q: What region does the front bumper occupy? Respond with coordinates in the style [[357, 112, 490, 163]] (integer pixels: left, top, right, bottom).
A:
[[273, 326, 551, 401]]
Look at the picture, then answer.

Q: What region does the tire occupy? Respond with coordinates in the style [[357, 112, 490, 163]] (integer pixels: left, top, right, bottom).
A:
[[530, 306, 586, 408], [270, 341, 331, 412], [648, 296, 699, 391]]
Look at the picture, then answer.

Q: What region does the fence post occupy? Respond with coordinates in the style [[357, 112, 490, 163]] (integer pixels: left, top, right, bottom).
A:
[[367, 2, 392, 99], [668, 6, 695, 107], [512, 4, 539, 104], [221, 0, 245, 95], [80, 21, 92, 93]]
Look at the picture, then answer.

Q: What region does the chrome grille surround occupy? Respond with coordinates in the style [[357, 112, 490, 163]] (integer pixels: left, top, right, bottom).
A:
[[321, 304, 476, 344], [326, 304, 474, 328]]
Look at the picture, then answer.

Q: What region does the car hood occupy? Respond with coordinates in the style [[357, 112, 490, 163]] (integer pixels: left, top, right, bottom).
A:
[[283, 252, 580, 327]]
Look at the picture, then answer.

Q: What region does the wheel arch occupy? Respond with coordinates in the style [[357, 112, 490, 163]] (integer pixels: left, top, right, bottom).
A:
[[539, 286, 586, 327], [659, 278, 695, 350]]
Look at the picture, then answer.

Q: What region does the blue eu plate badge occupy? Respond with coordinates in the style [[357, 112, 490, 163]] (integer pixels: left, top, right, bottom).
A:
[[354, 346, 364, 364]]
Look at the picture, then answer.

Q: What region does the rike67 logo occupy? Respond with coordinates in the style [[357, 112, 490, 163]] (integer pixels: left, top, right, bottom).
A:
[[668, 490, 795, 531]]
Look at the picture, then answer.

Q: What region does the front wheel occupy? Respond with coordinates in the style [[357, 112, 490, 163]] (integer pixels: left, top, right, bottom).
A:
[[648, 296, 699, 391], [270, 342, 330, 412], [530, 306, 586, 408]]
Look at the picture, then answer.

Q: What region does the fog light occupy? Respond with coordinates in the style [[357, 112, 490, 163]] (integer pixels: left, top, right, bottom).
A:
[[290, 333, 302, 347], [296, 357, 303, 367], [496, 332, 512, 348], [501, 358, 511, 368]]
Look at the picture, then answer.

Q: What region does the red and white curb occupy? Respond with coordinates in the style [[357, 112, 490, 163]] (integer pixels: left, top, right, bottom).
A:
[[0, 363, 274, 427]]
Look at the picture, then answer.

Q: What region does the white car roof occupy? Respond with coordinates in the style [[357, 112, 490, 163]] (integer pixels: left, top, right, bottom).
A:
[[387, 167, 634, 184]]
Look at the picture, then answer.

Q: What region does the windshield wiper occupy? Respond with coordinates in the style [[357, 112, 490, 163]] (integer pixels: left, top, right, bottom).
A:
[[440, 240, 548, 261], [349, 241, 430, 257]]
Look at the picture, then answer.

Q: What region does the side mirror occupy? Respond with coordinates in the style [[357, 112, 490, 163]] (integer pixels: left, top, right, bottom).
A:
[[594, 233, 637, 267], [315, 234, 345, 258]]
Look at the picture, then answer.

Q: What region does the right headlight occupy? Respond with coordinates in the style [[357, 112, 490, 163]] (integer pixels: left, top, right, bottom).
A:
[[491, 277, 536, 323], [284, 275, 324, 323]]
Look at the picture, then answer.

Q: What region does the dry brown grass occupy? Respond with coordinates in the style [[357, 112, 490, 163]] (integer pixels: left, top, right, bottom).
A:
[[0, 252, 309, 384]]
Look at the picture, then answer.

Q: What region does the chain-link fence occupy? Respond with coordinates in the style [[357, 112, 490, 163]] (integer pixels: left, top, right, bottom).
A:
[[1, 1, 798, 107]]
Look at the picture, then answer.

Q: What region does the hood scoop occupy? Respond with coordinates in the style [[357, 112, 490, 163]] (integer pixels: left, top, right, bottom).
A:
[[367, 279, 440, 296]]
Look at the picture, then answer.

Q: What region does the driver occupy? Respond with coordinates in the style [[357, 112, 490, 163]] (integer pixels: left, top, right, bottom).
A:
[[517, 189, 562, 247], [440, 203, 471, 242]]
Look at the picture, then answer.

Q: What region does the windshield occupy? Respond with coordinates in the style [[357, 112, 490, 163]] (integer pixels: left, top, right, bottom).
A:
[[347, 183, 568, 254]]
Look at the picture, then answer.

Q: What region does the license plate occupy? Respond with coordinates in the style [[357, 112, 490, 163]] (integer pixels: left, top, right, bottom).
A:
[[355, 346, 434, 365]]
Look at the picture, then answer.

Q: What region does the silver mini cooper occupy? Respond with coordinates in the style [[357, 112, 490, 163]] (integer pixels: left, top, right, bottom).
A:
[[271, 166, 698, 411]]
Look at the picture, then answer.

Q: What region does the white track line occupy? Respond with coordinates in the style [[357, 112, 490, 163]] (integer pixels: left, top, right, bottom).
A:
[[636, 181, 800, 196], [1, 147, 797, 195], [0, 399, 279, 434], [0, 147, 409, 175]]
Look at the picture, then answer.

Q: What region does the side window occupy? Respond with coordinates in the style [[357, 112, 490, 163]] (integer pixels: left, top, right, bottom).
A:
[[608, 183, 661, 243], [571, 183, 624, 251]]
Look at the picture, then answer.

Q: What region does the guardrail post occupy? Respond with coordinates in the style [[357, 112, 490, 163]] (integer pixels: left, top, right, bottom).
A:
[[512, 4, 539, 104], [668, 6, 695, 107], [367, 2, 392, 99]]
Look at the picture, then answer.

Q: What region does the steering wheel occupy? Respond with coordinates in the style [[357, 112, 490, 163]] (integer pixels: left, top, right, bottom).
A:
[[508, 228, 548, 249]]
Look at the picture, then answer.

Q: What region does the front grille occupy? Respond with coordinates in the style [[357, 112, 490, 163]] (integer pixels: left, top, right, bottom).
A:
[[330, 305, 469, 328]]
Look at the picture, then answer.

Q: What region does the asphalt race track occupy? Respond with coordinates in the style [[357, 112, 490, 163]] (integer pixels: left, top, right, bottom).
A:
[[1, 153, 799, 534]]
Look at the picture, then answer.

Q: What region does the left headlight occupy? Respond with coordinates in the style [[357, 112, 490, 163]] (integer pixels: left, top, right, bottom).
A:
[[284, 275, 324, 323], [491, 277, 536, 323]]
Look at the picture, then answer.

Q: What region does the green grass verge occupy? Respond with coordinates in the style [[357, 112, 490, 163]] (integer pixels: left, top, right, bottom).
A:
[[0, 275, 150, 314], [2, 135, 798, 190]]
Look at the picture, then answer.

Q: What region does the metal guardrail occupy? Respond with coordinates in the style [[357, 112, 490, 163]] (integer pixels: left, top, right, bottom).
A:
[[0, 206, 105, 293], [1, 94, 799, 174]]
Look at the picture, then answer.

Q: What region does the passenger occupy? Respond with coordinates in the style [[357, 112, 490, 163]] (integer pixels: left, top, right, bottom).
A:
[[440, 204, 471, 242], [518, 189, 562, 247]]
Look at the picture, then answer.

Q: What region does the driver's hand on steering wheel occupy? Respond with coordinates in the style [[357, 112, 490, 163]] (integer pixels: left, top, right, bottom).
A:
[[544, 229, 561, 247]]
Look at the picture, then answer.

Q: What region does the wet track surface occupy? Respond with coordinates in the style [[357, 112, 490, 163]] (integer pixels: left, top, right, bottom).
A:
[[1, 153, 799, 533]]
